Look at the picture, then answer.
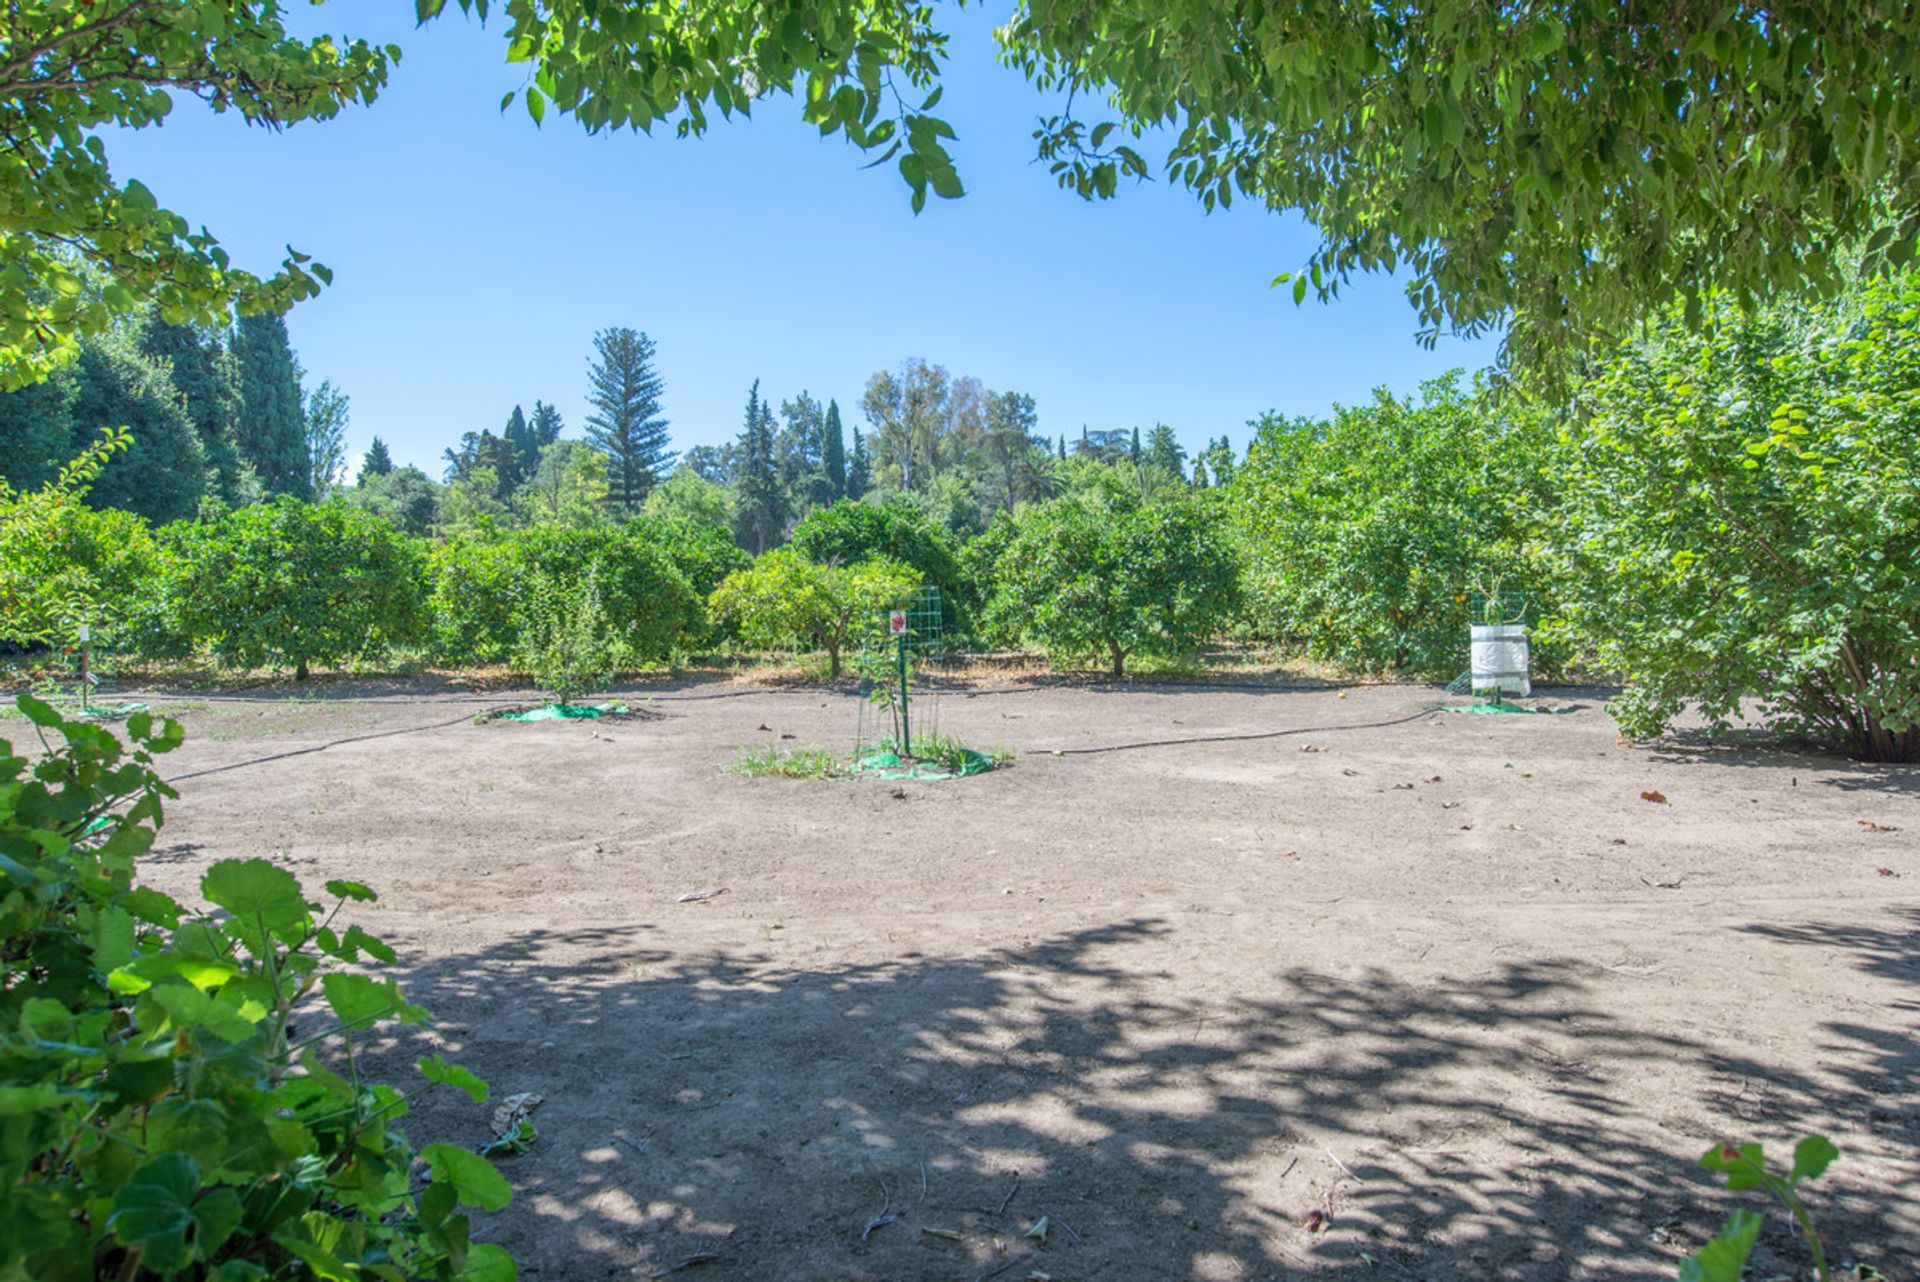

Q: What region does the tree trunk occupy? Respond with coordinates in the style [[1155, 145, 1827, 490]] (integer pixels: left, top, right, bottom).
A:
[[295, 659, 309, 681], [826, 641, 841, 679], [1109, 641, 1127, 678]]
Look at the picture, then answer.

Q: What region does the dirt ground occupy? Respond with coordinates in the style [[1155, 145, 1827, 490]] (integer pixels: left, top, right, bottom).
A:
[[118, 676, 1917, 1280]]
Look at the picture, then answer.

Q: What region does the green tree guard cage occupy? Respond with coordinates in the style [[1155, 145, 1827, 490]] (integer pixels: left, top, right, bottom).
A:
[[851, 586, 993, 779], [1445, 588, 1540, 714]]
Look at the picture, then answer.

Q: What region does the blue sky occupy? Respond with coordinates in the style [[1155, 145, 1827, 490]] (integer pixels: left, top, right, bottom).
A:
[[108, 2, 1496, 476]]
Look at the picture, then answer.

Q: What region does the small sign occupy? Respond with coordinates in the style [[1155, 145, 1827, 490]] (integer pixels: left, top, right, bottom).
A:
[[77, 624, 90, 643], [888, 610, 908, 636]]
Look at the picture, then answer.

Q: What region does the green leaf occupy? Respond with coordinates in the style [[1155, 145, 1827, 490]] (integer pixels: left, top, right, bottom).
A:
[[17, 694, 61, 727], [420, 1055, 491, 1103], [1698, 1142, 1767, 1190], [1678, 1209, 1762, 1282], [1789, 1134, 1838, 1184], [460, 1243, 517, 1282], [324, 879, 376, 902], [526, 87, 545, 126], [422, 1144, 514, 1211], [320, 973, 406, 1028], [109, 1154, 201, 1273], [201, 859, 307, 935]]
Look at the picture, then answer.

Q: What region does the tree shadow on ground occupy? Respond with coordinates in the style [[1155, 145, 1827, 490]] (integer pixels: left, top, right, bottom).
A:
[[1649, 730, 1920, 795], [378, 919, 1905, 1281]]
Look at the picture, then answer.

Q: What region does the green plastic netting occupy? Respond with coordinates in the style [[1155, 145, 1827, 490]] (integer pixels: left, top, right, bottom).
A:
[[847, 748, 997, 781], [497, 702, 629, 722]]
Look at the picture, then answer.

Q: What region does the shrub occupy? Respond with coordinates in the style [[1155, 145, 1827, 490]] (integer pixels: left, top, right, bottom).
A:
[[625, 514, 751, 602], [0, 428, 186, 659], [0, 695, 514, 1279], [789, 499, 973, 636], [709, 549, 920, 677], [983, 493, 1240, 676], [428, 525, 705, 669], [1542, 272, 1920, 761], [517, 574, 619, 705], [1227, 373, 1547, 673], [169, 497, 429, 679]]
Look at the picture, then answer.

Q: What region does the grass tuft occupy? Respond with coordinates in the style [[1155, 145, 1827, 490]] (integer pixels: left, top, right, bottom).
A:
[[730, 745, 843, 779]]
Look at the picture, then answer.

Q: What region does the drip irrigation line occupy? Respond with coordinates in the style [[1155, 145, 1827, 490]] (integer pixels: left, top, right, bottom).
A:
[[163, 711, 495, 784], [1027, 704, 1448, 756]]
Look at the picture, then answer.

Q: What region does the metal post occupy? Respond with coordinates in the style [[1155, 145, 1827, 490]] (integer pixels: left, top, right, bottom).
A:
[[77, 624, 91, 713], [896, 629, 910, 758]]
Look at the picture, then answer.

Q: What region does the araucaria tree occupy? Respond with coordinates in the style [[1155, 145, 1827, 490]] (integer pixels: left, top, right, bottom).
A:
[[584, 326, 673, 507]]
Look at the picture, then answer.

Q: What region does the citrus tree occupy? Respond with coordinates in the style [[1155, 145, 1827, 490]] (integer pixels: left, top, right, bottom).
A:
[[1542, 269, 1920, 762], [169, 498, 429, 679], [1228, 374, 1549, 673], [709, 549, 920, 677], [790, 499, 972, 634], [983, 493, 1239, 676]]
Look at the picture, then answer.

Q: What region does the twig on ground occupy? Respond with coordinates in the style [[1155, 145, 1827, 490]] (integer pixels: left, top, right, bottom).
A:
[[646, 1253, 723, 1279], [1322, 1145, 1359, 1182], [974, 1260, 1021, 1282], [918, 1160, 929, 1207], [1277, 1156, 1298, 1181], [996, 1179, 1021, 1216], [861, 1172, 897, 1241]]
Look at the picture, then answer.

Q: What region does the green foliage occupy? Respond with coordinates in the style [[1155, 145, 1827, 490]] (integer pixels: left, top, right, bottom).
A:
[[732, 381, 786, 554], [0, 5, 387, 388], [984, 492, 1239, 676], [729, 744, 844, 779], [790, 498, 971, 633], [1682, 1137, 1838, 1282], [625, 514, 751, 603], [346, 464, 441, 537], [513, 440, 609, 530], [709, 549, 919, 678], [0, 695, 514, 1280], [515, 574, 619, 705], [428, 525, 704, 668], [169, 498, 429, 679], [994, 3, 1920, 372], [1542, 272, 1920, 761], [1228, 374, 1546, 673], [0, 429, 184, 656], [231, 314, 312, 500]]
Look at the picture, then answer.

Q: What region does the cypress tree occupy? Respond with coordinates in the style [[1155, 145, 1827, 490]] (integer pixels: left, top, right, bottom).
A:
[[1057, 434, 1066, 461], [501, 404, 532, 490], [1130, 425, 1142, 465], [359, 437, 394, 483], [583, 326, 674, 507], [847, 427, 872, 500], [821, 399, 847, 501], [232, 313, 310, 498], [143, 319, 248, 503], [732, 380, 786, 553]]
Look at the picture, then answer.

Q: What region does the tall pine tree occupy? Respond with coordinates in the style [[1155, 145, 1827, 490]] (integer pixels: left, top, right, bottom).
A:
[[732, 380, 785, 553], [821, 399, 847, 501], [232, 313, 310, 498], [529, 401, 564, 451], [583, 326, 673, 508]]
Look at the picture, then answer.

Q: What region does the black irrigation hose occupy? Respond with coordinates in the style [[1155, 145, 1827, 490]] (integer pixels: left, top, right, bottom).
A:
[[163, 711, 493, 784], [1027, 704, 1449, 757]]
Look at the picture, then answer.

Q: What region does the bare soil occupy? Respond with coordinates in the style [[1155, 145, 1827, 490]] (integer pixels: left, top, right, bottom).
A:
[[124, 678, 1918, 1280]]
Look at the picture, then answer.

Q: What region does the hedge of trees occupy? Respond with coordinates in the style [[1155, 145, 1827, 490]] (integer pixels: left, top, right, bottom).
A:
[[6, 270, 1919, 761]]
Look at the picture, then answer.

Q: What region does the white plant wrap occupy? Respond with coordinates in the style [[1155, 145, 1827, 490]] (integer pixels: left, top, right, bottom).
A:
[[1469, 623, 1532, 696]]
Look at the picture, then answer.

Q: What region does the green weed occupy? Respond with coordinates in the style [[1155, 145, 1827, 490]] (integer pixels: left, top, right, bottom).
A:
[[730, 744, 843, 779]]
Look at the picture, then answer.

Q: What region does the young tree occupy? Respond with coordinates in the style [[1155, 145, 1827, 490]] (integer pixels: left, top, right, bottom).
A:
[[359, 436, 395, 483], [821, 399, 848, 501], [732, 380, 786, 553], [232, 313, 310, 498], [584, 326, 673, 507], [986, 494, 1241, 676], [709, 549, 920, 678], [170, 497, 429, 679], [304, 379, 350, 498]]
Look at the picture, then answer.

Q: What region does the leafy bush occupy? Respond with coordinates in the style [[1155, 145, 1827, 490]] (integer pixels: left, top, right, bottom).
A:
[[983, 493, 1240, 676], [169, 497, 429, 679], [1542, 273, 1920, 761], [0, 695, 514, 1279], [789, 499, 973, 636], [516, 574, 619, 705], [0, 428, 187, 659], [1227, 374, 1547, 672], [428, 525, 705, 668], [624, 514, 751, 602], [709, 549, 920, 677]]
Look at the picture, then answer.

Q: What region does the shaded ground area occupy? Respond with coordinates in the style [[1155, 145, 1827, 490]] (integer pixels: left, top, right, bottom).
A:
[[125, 679, 1918, 1279]]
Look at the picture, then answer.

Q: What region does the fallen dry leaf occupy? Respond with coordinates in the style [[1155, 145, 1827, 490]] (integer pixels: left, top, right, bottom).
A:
[[1878, 867, 1902, 878], [676, 887, 727, 903], [490, 1091, 543, 1139], [1459, 821, 1475, 831], [1303, 1208, 1329, 1232], [757, 724, 772, 731], [1391, 782, 1414, 791], [779, 732, 796, 740], [1425, 775, 1444, 783], [1300, 744, 1323, 753], [1341, 768, 1360, 777], [1859, 820, 1900, 833], [1641, 790, 1669, 804], [1609, 838, 1628, 846], [1441, 801, 1461, 810]]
